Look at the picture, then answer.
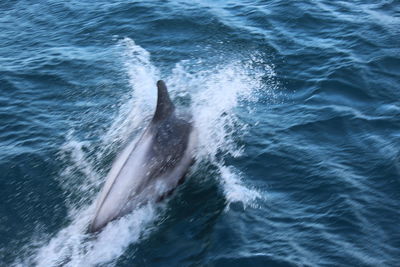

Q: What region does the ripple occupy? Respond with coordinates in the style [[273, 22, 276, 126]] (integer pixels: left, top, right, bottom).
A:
[[1, 0, 400, 266]]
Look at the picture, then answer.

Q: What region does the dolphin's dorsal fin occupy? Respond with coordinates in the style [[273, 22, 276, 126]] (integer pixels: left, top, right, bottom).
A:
[[153, 80, 175, 121]]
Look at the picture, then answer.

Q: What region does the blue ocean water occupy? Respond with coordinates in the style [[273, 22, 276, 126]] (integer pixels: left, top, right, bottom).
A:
[[1, 0, 399, 266]]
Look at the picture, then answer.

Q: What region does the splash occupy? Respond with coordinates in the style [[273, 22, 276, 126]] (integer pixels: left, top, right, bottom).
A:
[[17, 38, 275, 266], [168, 58, 271, 206], [15, 38, 161, 267], [29, 204, 158, 267], [101, 37, 159, 148], [219, 165, 262, 209]]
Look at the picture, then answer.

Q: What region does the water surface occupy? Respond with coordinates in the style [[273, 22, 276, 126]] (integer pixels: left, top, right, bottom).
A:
[[0, 1, 399, 266]]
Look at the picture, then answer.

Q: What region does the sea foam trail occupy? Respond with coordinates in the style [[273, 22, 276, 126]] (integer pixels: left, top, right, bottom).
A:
[[17, 38, 273, 266]]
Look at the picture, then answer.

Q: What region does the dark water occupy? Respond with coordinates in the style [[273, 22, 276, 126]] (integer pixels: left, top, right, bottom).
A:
[[1, 0, 399, 266]]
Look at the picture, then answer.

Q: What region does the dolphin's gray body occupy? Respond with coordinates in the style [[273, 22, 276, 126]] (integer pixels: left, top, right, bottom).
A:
[[89, 80, 196, 232]]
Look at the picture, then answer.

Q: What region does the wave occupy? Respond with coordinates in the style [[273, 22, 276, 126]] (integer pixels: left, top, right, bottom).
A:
[[15, 37, 275, 266]]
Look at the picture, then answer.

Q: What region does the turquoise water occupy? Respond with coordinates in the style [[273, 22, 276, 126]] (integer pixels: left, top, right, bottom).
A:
[[1, 1, 399, 266]]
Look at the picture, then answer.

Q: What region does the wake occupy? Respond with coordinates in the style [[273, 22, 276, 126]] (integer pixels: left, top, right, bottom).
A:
[[15, 37, 276, 266]]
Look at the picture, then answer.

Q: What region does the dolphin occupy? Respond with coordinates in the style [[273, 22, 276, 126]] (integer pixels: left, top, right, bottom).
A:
[[89, 80, 196, 233]]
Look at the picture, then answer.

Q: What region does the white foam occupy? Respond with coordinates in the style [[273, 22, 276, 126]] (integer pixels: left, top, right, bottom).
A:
[[58, 133, 102, 203], [218, 164, 262, 209], [17, 38, 275, 266], [101, 37, 159, 148], [168, 59, 269, 206], [29, 204, 158, 267], [14, 38, 161, 267]]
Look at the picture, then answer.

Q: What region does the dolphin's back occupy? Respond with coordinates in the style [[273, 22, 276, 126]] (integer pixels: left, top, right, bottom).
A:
[[146, 115, 192, 178]]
